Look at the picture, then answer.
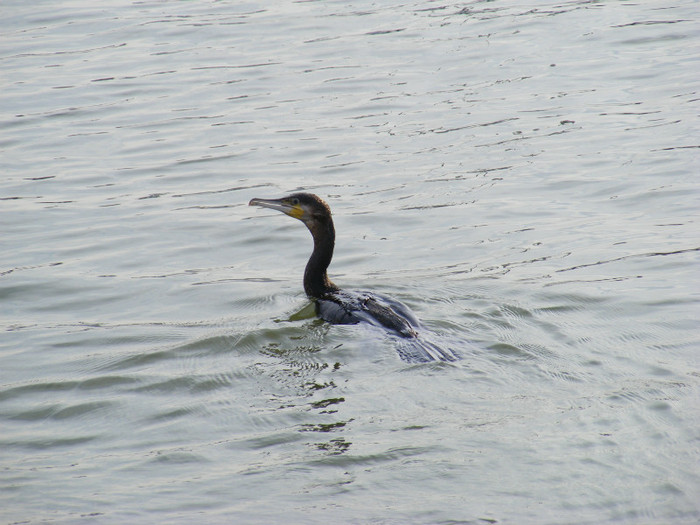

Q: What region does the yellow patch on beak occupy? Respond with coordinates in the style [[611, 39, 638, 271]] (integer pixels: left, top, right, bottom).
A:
[[288, 205, 305, 220]]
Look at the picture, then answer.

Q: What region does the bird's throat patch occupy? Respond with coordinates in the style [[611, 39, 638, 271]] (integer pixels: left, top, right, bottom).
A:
[[289, 205, 304, 220]]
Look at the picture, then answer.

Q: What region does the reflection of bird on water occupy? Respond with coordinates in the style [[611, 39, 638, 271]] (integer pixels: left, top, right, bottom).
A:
[[249, 192, 459, 362]]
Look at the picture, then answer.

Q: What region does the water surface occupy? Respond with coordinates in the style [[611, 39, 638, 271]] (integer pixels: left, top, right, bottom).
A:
[[2, 1, 699, 523]]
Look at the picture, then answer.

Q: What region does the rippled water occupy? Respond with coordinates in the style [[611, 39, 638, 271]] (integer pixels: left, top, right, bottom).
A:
[[2, 1, 699, 523]]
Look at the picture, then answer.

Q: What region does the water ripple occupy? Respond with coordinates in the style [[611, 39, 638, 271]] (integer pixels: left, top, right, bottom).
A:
[[2, 0, 699, 523]]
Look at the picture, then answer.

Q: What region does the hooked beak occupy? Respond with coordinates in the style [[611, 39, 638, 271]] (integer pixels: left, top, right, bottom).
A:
[[249, 197, 304, 220]]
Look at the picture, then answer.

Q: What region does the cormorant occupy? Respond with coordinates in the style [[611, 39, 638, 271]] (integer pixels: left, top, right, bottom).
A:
[[249, 192, 458, 362]]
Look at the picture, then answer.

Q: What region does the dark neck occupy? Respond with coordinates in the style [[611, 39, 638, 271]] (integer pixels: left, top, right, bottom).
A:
[[303, 217, 338, 298]]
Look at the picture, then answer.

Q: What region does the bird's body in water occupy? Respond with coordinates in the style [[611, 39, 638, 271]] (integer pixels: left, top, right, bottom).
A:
[[249, 192, 458, 362]]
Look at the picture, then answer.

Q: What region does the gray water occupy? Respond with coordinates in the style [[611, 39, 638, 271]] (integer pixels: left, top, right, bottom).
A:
[[2, 1, 699, 523]]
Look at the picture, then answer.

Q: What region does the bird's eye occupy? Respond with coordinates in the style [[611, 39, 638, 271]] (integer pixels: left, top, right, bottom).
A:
[[291, 198, 300, 206]]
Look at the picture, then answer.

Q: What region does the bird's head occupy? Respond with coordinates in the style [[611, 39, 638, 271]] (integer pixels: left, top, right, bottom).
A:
[[249, 192, 332, 226]]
